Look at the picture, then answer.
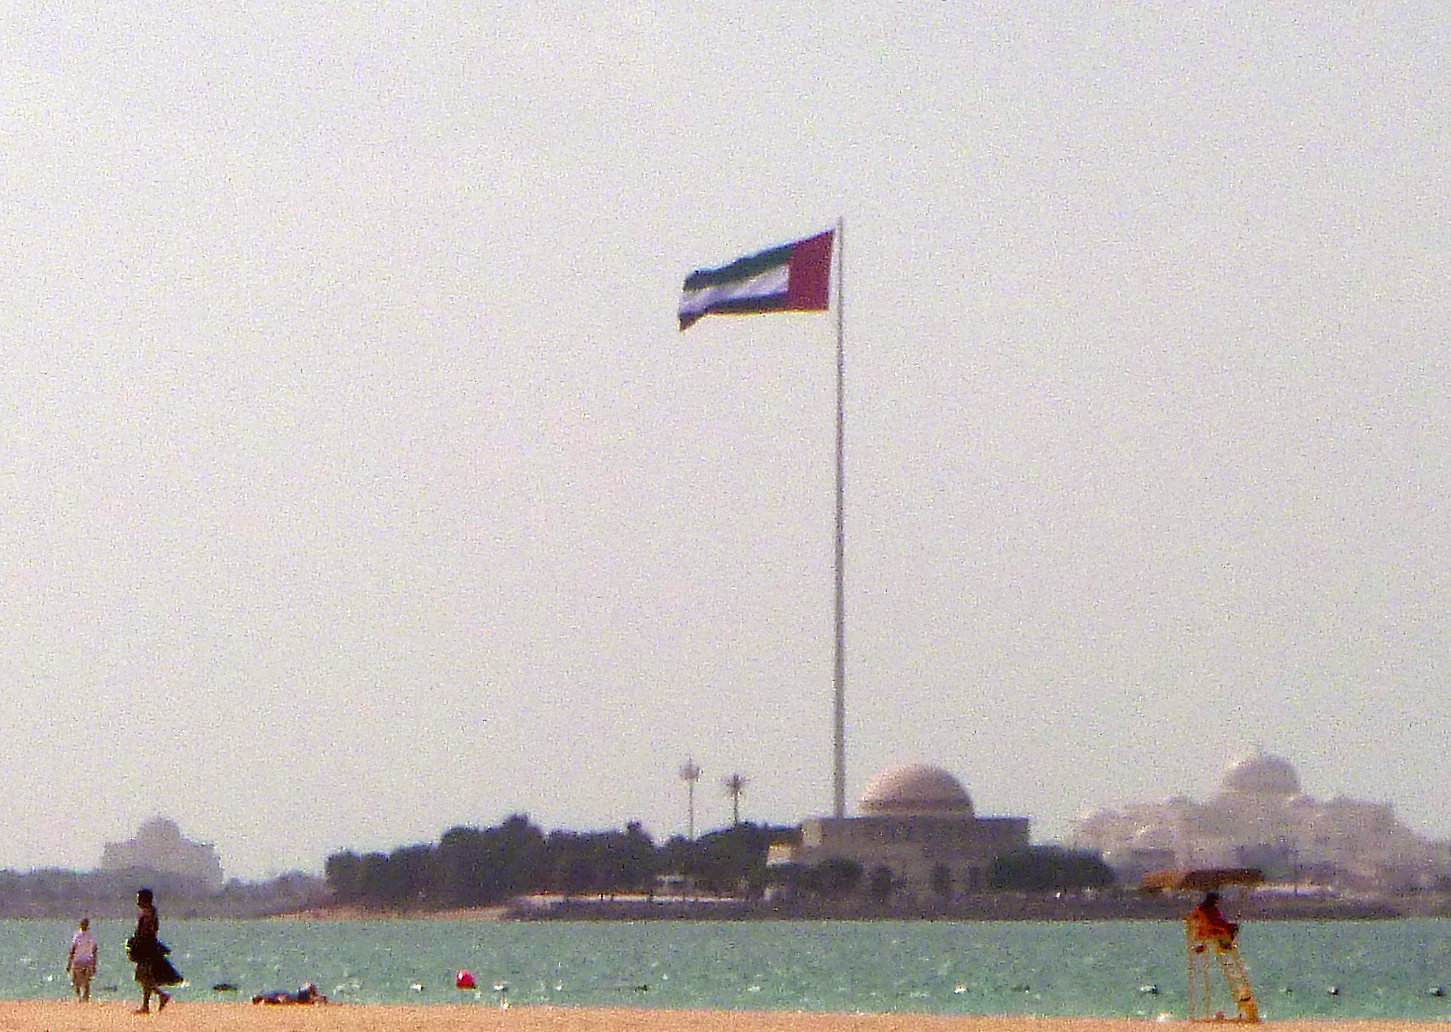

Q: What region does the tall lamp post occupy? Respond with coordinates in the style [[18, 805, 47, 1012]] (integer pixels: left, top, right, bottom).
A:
[[679, 759, 702, 840]]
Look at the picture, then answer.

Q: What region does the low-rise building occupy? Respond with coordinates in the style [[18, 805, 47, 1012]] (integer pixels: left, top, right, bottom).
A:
[[768, 763, 1030, 895]]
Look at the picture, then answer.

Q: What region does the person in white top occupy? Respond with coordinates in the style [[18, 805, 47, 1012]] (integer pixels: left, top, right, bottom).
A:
[[66, 918, 98, 1002]]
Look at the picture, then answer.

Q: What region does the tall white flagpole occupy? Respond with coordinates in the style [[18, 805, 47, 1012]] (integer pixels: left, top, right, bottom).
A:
[[832, 216, 846, 819]]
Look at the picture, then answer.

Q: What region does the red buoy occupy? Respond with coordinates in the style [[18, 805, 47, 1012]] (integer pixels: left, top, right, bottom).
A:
[[456, 970, 477, 990]]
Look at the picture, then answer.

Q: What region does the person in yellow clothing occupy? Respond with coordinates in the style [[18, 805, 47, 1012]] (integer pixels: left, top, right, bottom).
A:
[[1189, 891, 1240, 950]]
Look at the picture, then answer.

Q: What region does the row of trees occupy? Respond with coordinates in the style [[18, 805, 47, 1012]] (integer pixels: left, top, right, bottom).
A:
[[324, 817, 778, 907], [323, 816, 1114, 909]]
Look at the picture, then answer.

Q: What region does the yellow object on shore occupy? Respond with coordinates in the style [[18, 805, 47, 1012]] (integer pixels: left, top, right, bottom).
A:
[[1186, 918, 1260, 1023], [1142, 868, 1263, 1023]]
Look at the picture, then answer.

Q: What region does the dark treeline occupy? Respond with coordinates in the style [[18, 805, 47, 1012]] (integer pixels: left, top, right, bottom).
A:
[[323, 816, 1116, 910], [988, 846, 1117, 892], [772, 847, 1116, 902], [324, 816, 782, 908]]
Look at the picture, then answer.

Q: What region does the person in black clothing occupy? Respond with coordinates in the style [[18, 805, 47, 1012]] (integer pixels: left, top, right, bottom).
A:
[[129, 888, 182, 1014]]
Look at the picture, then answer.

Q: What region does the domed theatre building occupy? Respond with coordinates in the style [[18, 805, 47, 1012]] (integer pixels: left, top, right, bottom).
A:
[[101, 816, 226, 890], [769, 763, 1030, 894], [1072, 750, 1450, 891]]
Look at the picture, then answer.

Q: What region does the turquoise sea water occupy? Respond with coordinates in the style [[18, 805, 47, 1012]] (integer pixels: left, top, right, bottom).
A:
[[9, 918, 1451, 1020]]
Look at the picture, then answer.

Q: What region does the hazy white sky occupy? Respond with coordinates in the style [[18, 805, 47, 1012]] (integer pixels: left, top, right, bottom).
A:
[[2, 2, 1446, 880]]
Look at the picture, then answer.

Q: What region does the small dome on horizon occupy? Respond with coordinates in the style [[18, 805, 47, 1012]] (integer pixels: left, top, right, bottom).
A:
[[137, 816, 184, 841], [1219, 750, 1301, 798], [860, 763, 973, 817]]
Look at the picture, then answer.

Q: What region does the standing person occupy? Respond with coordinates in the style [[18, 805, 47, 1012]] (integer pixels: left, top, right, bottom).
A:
[[128, 888, 182, 1014], [65, 917, 98, 1002]]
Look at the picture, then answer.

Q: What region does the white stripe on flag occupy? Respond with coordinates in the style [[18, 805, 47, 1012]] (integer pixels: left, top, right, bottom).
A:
[[678, 265, 789, 320]]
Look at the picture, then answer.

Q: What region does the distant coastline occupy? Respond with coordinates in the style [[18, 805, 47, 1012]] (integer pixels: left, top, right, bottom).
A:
[[272, 904, 514, 921], [273, 890, 1425, 923], [7, 874, 1447, 923]]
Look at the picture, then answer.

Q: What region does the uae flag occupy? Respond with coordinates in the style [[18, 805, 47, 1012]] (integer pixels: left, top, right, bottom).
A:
[[678, 230, 834, 331]]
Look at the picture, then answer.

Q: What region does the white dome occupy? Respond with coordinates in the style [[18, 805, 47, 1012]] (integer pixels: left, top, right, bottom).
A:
[[860, 763, 973, 816], [1220, 751, 1301, 797]]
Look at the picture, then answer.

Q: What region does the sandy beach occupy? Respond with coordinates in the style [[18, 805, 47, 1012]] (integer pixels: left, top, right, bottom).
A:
[[0, 1002, 1440, 1032]]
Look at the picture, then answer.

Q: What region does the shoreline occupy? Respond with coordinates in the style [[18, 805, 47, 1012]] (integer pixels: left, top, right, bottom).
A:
[[271, 904, 514, 921], [270, 894, 1407, 923], [2, 1000, 1448, 1031], [7, 888, 1441, 922]]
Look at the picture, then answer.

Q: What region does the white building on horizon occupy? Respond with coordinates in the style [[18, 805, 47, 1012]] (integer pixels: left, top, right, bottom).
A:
[[1072, 750, 1449, 891], [101, 816, 226, 891]]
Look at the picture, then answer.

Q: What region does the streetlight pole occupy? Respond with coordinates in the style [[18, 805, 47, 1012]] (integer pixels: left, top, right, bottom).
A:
[[679, 759, 702, 840]]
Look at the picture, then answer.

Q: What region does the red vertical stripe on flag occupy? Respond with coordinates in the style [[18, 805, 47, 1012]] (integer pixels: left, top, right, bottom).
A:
[[785, 230, 834, 311]]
